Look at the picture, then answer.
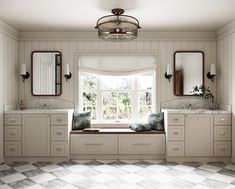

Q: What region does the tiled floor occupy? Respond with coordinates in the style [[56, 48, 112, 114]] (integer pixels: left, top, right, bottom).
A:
[[0, 160, 234, 189]]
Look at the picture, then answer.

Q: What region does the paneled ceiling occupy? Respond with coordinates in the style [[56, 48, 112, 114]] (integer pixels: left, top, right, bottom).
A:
[[0, 0, 235, 31]]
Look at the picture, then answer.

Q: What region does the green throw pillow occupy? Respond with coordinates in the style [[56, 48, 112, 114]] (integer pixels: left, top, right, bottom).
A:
[[72, 112, 91, 130], [148, 112, 164, 131], [129, 123, 151, 132]]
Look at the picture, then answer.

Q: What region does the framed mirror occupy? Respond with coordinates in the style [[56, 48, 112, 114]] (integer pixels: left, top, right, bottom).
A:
[[174, 51, 204, 96], [31, 51, 62, 96]]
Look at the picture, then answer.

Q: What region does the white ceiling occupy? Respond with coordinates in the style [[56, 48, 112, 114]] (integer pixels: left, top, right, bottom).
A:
[[0, 0, 235, 32]]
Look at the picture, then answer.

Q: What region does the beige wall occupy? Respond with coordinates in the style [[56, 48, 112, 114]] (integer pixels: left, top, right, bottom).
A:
[[18, 32, 216, 107], [216, 21, 235, 162], [0, 20, 19, 162]]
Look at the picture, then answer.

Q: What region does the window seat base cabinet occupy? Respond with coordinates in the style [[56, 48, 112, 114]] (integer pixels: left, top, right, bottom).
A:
[[70, 134, 166, 160]]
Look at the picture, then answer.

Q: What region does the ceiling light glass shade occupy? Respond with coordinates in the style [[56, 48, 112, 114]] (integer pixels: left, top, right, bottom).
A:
[[95, 8, 141, 42]]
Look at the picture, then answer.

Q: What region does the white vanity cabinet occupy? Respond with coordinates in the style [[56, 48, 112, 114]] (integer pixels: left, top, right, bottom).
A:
[[4, 109, 73, 161], [185, 114, 213, 157], [164, 109, 231, 161], [22, 115, 50, 156]]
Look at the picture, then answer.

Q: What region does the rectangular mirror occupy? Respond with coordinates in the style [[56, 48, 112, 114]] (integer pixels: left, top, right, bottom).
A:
[[174, 51, 204, 96], [31, 51, 62, 96]]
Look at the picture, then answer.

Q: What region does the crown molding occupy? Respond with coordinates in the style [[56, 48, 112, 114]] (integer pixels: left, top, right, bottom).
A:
[[19, 31, 216, 41], [217, 20, 235, 39], [0, 20, 19, 40]]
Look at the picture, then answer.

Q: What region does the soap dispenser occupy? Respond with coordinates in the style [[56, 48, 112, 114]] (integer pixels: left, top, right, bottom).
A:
[[20, 100, 24, 110]]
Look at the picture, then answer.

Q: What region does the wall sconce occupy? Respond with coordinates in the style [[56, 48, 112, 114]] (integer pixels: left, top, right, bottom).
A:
[[20, 64, 30, 82], [207, 63, 216, 82], [64, 64, 72, 82], [165, 64, 173, 82]]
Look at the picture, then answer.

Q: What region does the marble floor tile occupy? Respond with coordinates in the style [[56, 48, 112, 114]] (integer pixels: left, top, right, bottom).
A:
[[30, 173, 56, 184], [120, 173, 145, 184], [226, 164, 235, 171], [150, 173, 175, 183], [40, 164, 63, 172], [209, 173, 235, 184], [180, 173, 206, 184], [199, 178, 228, 189], [199, 164, 222, 173], [0, 165, 11, 172], [14, 164, 37, 173], [60, 173, 86, 183], [0, 173, 27, 184], [172, 165, 196, 173], [91, 173, 116, 184]]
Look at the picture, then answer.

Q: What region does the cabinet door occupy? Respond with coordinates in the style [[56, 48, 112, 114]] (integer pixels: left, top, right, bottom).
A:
[[186, 115, 213, 157], [22, 115, 50, 156]]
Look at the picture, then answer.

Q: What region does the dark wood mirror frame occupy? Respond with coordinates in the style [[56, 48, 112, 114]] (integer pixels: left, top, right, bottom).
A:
[[31, 51, 62, 96], [173, 51, 204, 96]]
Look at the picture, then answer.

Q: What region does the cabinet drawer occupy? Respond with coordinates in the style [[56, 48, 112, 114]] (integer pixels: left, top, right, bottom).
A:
[[51, 142, 68, 157], [214, 142, 231, 157], [4, 114, 21, 125], [167, 142, 184, 157], [71, 134, 117, 155], [5, 126, 21, 141], [214, 126, 231, 141], [5, 142, 21, 156], [51, 126, 68, 141], [168, 115, 184, 125], [214, 115, 231, 125], [168, 126, 184, 141], [119, 134, 165, 155], [51, 115, 68, 125]]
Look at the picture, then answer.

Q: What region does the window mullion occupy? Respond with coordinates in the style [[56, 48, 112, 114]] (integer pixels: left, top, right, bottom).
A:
[[133, 76, 138, 122], [97, 76, 102, 122]]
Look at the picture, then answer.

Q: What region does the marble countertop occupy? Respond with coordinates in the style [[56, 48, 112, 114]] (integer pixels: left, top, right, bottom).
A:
[[4, 109, 74, 114], [162, 109, 231, 114]]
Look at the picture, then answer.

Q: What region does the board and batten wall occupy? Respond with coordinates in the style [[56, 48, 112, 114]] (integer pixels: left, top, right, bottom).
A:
[[217, 20, 235, 162], [18, 32, 217, 109], [0, 20, 19, 163]]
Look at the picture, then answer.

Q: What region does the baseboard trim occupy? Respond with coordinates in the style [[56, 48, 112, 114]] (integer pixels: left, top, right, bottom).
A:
[[4, 157, 69, 163], [166, 157, 232, 163], [70, 154, 165, 160]]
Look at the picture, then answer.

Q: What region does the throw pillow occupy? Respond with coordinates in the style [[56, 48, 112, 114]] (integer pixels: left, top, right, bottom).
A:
[[72, 112, 91, 130], [129, 123, 150, 132], [148, 112, 164, 131]]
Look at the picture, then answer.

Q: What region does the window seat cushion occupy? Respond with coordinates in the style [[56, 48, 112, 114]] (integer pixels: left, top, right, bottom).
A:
[[70, 128, 165, 134]]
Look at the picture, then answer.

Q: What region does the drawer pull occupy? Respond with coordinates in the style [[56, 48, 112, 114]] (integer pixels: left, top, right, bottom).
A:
[[10, 118, 16, 122], [219, 131, 225, 135], [173, 147, 179, 151], [173, 132, 179, 135], [219, 147, 226, 152], [9, 148, 16, 152], [56, 132, 63, 135], [9, 132, 16, 136], [173, 118, 179, 121], [220, 118, 225, 122], [56, 118, 63, 122], [56, 148, 62, 151], [133, 143, 150, 146], [85, 143, 103, 146]]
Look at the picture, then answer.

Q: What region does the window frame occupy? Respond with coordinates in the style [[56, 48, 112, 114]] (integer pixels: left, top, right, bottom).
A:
[[79, 72, 156, 124]]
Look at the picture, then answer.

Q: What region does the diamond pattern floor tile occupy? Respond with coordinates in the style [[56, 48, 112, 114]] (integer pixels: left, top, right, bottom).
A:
[[0, 160, 234, 188]]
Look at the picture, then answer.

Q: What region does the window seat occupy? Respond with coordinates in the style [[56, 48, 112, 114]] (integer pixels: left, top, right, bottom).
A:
[[70, 128, 165, 134]]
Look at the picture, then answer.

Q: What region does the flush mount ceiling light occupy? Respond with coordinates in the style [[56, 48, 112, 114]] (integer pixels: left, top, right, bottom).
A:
[[95, 8, 141, 42]]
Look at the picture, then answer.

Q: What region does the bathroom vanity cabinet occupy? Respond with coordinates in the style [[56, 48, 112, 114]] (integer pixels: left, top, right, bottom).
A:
[[4, 109, 73, 161], [163, 109, 232, 162]]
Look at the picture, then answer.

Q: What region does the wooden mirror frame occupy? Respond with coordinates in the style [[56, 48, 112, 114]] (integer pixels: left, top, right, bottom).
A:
[[173, 51, 204, 96], [31, 51, 62, 96]]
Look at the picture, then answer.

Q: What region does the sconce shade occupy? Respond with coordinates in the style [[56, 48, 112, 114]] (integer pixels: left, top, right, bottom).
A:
[[20, 64, 26, 75], [64, 64, 70, 75], [210, 64, 216, 75], [167, 64, 173, 75]]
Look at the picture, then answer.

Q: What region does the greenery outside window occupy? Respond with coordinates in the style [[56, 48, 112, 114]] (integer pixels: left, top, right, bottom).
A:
[[79, 72, 155, 123]]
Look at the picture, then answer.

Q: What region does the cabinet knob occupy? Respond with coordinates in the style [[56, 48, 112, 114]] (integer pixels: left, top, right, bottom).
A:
[[9, 148, 16, 152], [220, 147, 226, 152], [173, 147, 179, 151], [9, 132, 16, 136], [173, 132, 179, 135], [173, 118, 179, 121], [10, 118, 16, 122], [219, 131, 225, 135], [56, 118, 62, 122], [56, 148, 62, 151], [220, 118, 225, 122], [133, 143, 150, 146], [56, 132, 62, 135]]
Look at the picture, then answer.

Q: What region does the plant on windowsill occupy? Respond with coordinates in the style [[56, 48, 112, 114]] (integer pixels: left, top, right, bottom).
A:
[[192, 85, 216, 109]]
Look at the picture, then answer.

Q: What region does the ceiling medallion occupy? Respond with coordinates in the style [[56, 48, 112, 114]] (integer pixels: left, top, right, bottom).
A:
[[95, 8, 141, 42]]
